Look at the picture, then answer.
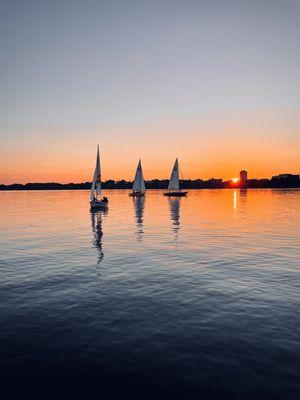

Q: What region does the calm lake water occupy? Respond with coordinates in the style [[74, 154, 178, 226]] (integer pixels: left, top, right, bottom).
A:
[[0, 189, 299, 399]]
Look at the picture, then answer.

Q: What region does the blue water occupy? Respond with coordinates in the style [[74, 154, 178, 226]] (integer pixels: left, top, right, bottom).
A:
[[0, 189, 299, 399]]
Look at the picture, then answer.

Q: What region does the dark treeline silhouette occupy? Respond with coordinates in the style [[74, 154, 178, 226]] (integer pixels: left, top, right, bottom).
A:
[[0, 175, 299, 190]]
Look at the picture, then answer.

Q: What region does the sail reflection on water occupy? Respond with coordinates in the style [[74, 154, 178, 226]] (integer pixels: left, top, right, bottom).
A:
[[169, 197, 181, 240], [91, 208, 108, 265], [133, 197, 145, 242]]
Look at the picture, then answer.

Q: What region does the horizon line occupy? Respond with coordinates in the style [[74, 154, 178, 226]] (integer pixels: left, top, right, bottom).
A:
[[1, 173, 300, 187]]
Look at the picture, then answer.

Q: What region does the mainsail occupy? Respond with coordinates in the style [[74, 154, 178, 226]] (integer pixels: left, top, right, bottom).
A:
[[168, 158, 180, 190], [90, 145, 101, 201], [132, 159, 146, 192]]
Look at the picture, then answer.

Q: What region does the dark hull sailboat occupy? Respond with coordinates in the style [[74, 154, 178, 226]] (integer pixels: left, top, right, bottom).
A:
[[90, 198, 109, 208], [129, 191, 145, 197], [163, 191, 187, 197]]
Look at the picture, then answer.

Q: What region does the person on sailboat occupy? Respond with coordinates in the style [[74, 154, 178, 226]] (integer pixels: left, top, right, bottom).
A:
[[92, 194, 108, 203]]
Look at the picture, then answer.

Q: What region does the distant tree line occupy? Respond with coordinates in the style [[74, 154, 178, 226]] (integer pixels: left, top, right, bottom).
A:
[[0, 176, 299, 190]]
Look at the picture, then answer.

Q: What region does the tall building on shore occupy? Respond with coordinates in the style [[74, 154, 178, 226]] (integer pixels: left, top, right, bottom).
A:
[[240, 170, 248, 188]]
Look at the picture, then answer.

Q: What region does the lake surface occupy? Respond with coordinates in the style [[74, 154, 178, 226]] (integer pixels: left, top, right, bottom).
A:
[[0, 189, 299, 399]]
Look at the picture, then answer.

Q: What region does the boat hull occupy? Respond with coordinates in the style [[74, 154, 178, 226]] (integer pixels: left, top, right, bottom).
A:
[[90, 199, 108, 209], [129, 192, 145, 197], [163, 191, 187, 197]]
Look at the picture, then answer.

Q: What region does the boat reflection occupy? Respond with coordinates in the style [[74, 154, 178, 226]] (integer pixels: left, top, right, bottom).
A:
[[169, 197, 181, 240], [90, 208, 108, 266], [133, 197, 145, 242]]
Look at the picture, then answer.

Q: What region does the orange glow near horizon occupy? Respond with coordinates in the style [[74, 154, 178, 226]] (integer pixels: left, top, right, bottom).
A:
[[1, 155, 298, 184], [0, 114, 299, 184]]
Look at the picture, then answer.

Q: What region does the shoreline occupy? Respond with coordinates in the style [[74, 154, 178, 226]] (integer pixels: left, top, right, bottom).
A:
[[1, 187, 299, 191]]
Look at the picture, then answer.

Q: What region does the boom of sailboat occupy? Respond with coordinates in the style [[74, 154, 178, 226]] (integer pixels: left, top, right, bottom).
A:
[[90, 147, 187, 209]]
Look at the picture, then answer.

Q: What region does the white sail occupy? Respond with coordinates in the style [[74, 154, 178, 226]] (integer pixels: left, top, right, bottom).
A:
[[90, 145, 101, 202], [168, 158, 180, 190], [132, 159, 146, 192]]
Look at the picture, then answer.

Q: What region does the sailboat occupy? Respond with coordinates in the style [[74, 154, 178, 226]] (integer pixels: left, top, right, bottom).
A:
[[129, 159, 146, 197], [163, 158, 187, 197], [90, 145, 109, 209]]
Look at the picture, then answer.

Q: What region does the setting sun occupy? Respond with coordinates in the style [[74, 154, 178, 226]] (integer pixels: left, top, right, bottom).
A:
[[232, 178, 239, 183]]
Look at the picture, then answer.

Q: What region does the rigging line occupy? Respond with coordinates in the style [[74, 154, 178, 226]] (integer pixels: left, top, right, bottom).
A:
[[179, 164, 185, 181], [140, 162, 142, 190], [178, 162, 187, 192]]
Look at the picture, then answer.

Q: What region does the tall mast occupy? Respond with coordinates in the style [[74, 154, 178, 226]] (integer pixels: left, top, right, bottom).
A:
[[90, 145, 101, 201]]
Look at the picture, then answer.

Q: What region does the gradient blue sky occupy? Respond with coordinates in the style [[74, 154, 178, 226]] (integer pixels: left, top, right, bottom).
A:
[[0, 0, 299, 183]]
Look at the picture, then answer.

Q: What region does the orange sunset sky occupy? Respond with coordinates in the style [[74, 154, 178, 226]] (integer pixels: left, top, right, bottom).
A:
[[1, 112, 299, 184], [0, 1, 299, 184]]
